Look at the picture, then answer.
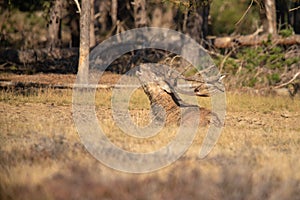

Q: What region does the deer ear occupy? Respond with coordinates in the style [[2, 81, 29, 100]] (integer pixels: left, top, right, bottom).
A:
[[158, 81, 172, 93]]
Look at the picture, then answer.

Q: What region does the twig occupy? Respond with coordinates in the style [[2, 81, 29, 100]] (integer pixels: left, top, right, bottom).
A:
[[235, 0, 254, 25], [170, 55, 181, 68], [73, 0, 81, 14], [219, 49, 234, 73], [252, 26, 264, 36], [275, 72, 300, 89], [289, 5, 300, 12]]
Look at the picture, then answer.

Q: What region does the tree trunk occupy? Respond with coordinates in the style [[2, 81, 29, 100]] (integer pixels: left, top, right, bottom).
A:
[[78, 0, 90, 84], [111, 0, 118, 26], [291, 1, 300, 34], [66, 0, 80, 47], [90, 0, 96, 47], [97, 0, 110, 33], [69, 9, 80, 48], [150, 6, 174, 28], [133, 0, 147, 28], [47, 0, 63, 49], [185, 2, 210, 45], [201, 3, 210, 41], [131, 0, 147, 65], [264, 0, 277, 34], [151, 7, 163, 27], [275, 0, 290, 29]]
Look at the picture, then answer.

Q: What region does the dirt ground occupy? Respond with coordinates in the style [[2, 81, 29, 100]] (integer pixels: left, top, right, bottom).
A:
[[1, 73, 300, 200], [0, 72, 121, 85]]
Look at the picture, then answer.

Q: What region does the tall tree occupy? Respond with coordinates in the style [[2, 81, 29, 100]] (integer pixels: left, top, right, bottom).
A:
[[264, 0, 277, 34], [133, 0, 147, 28], [291, 1, 300, 34], [275, 0, 290, 29], [96, 0, 110, 33], [47, 0, 63, 49], [90, 0, 96, 47], [78, 0, 90, 84], [165, 0, 210, 45], [186, 2, 210, 44], [131, 0, 147, 65], [273, 0, 300, 34], [111, 0, 118, 27]]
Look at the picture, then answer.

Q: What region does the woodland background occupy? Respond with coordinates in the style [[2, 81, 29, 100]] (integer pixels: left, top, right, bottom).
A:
[[0, 0, 299, 91]]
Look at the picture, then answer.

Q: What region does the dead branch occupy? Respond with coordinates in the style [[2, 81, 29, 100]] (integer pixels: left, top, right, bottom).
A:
[[274, 71, 300, 89], [289, 5, 300, 12], [235, 0, 254, 25], [213, 34, 300, 48], [73, 0, 81, 13]]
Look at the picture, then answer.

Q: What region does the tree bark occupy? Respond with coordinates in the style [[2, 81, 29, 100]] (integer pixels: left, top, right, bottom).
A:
[[78, 0, 90, 84], [90, 0, 96, 47], [275, 0, 290, 29], [133, 0, 147, 28], [97, 0, 110, 33], [291, 1, 300, 34], [111, 0, 118, 26], [264, 0, 277, 34], [151, 7, 163, 27], [184, 2, 210, 45], [47, 0, 63, 49], [131, 0, 147, 65]]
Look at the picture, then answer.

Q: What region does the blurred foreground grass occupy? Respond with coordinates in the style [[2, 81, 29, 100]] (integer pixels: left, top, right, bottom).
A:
[[0, 88, 300, 200]]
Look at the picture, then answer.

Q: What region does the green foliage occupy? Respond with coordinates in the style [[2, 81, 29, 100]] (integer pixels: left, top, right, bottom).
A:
[[210, 0, 260, 35], [240, 76, 257, 87], [278, 26, 294, 38], [238, 45, 286, 70], [219, 44, 300, 87], [9, 65, 17, 71], [267, 73, 280, 85]]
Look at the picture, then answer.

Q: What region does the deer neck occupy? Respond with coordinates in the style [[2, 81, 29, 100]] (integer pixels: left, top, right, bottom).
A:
[[142, 83, 181, 124]]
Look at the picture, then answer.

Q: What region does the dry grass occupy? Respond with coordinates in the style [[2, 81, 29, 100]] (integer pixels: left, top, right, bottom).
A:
[[0, 88, 300, 200]]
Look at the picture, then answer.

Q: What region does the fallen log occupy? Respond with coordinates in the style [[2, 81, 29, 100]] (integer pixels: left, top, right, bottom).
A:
[[212, 34, 300, 48]]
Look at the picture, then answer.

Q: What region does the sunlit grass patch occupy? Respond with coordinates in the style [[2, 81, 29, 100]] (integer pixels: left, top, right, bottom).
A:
[[226, 92, 300, 113], [1, 87, 300, 199], [0, 88, 73, 105]]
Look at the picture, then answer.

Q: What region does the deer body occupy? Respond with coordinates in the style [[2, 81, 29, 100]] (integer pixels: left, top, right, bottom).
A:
[[136, 63, 220, 127]]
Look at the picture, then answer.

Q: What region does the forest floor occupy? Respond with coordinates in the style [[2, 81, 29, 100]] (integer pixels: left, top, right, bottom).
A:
[[1, 72, 300, 200]]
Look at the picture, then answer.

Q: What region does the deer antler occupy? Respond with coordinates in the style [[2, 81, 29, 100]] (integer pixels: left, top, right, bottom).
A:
[[136, 63, 225, 98]]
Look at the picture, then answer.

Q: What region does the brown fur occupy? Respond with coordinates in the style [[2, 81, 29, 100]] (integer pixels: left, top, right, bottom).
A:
[[136, 63, 221, 127], [141, 82, 216, 127]]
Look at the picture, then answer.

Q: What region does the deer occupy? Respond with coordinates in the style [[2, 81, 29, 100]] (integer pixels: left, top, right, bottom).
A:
[[135, 63, 224, 127]]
